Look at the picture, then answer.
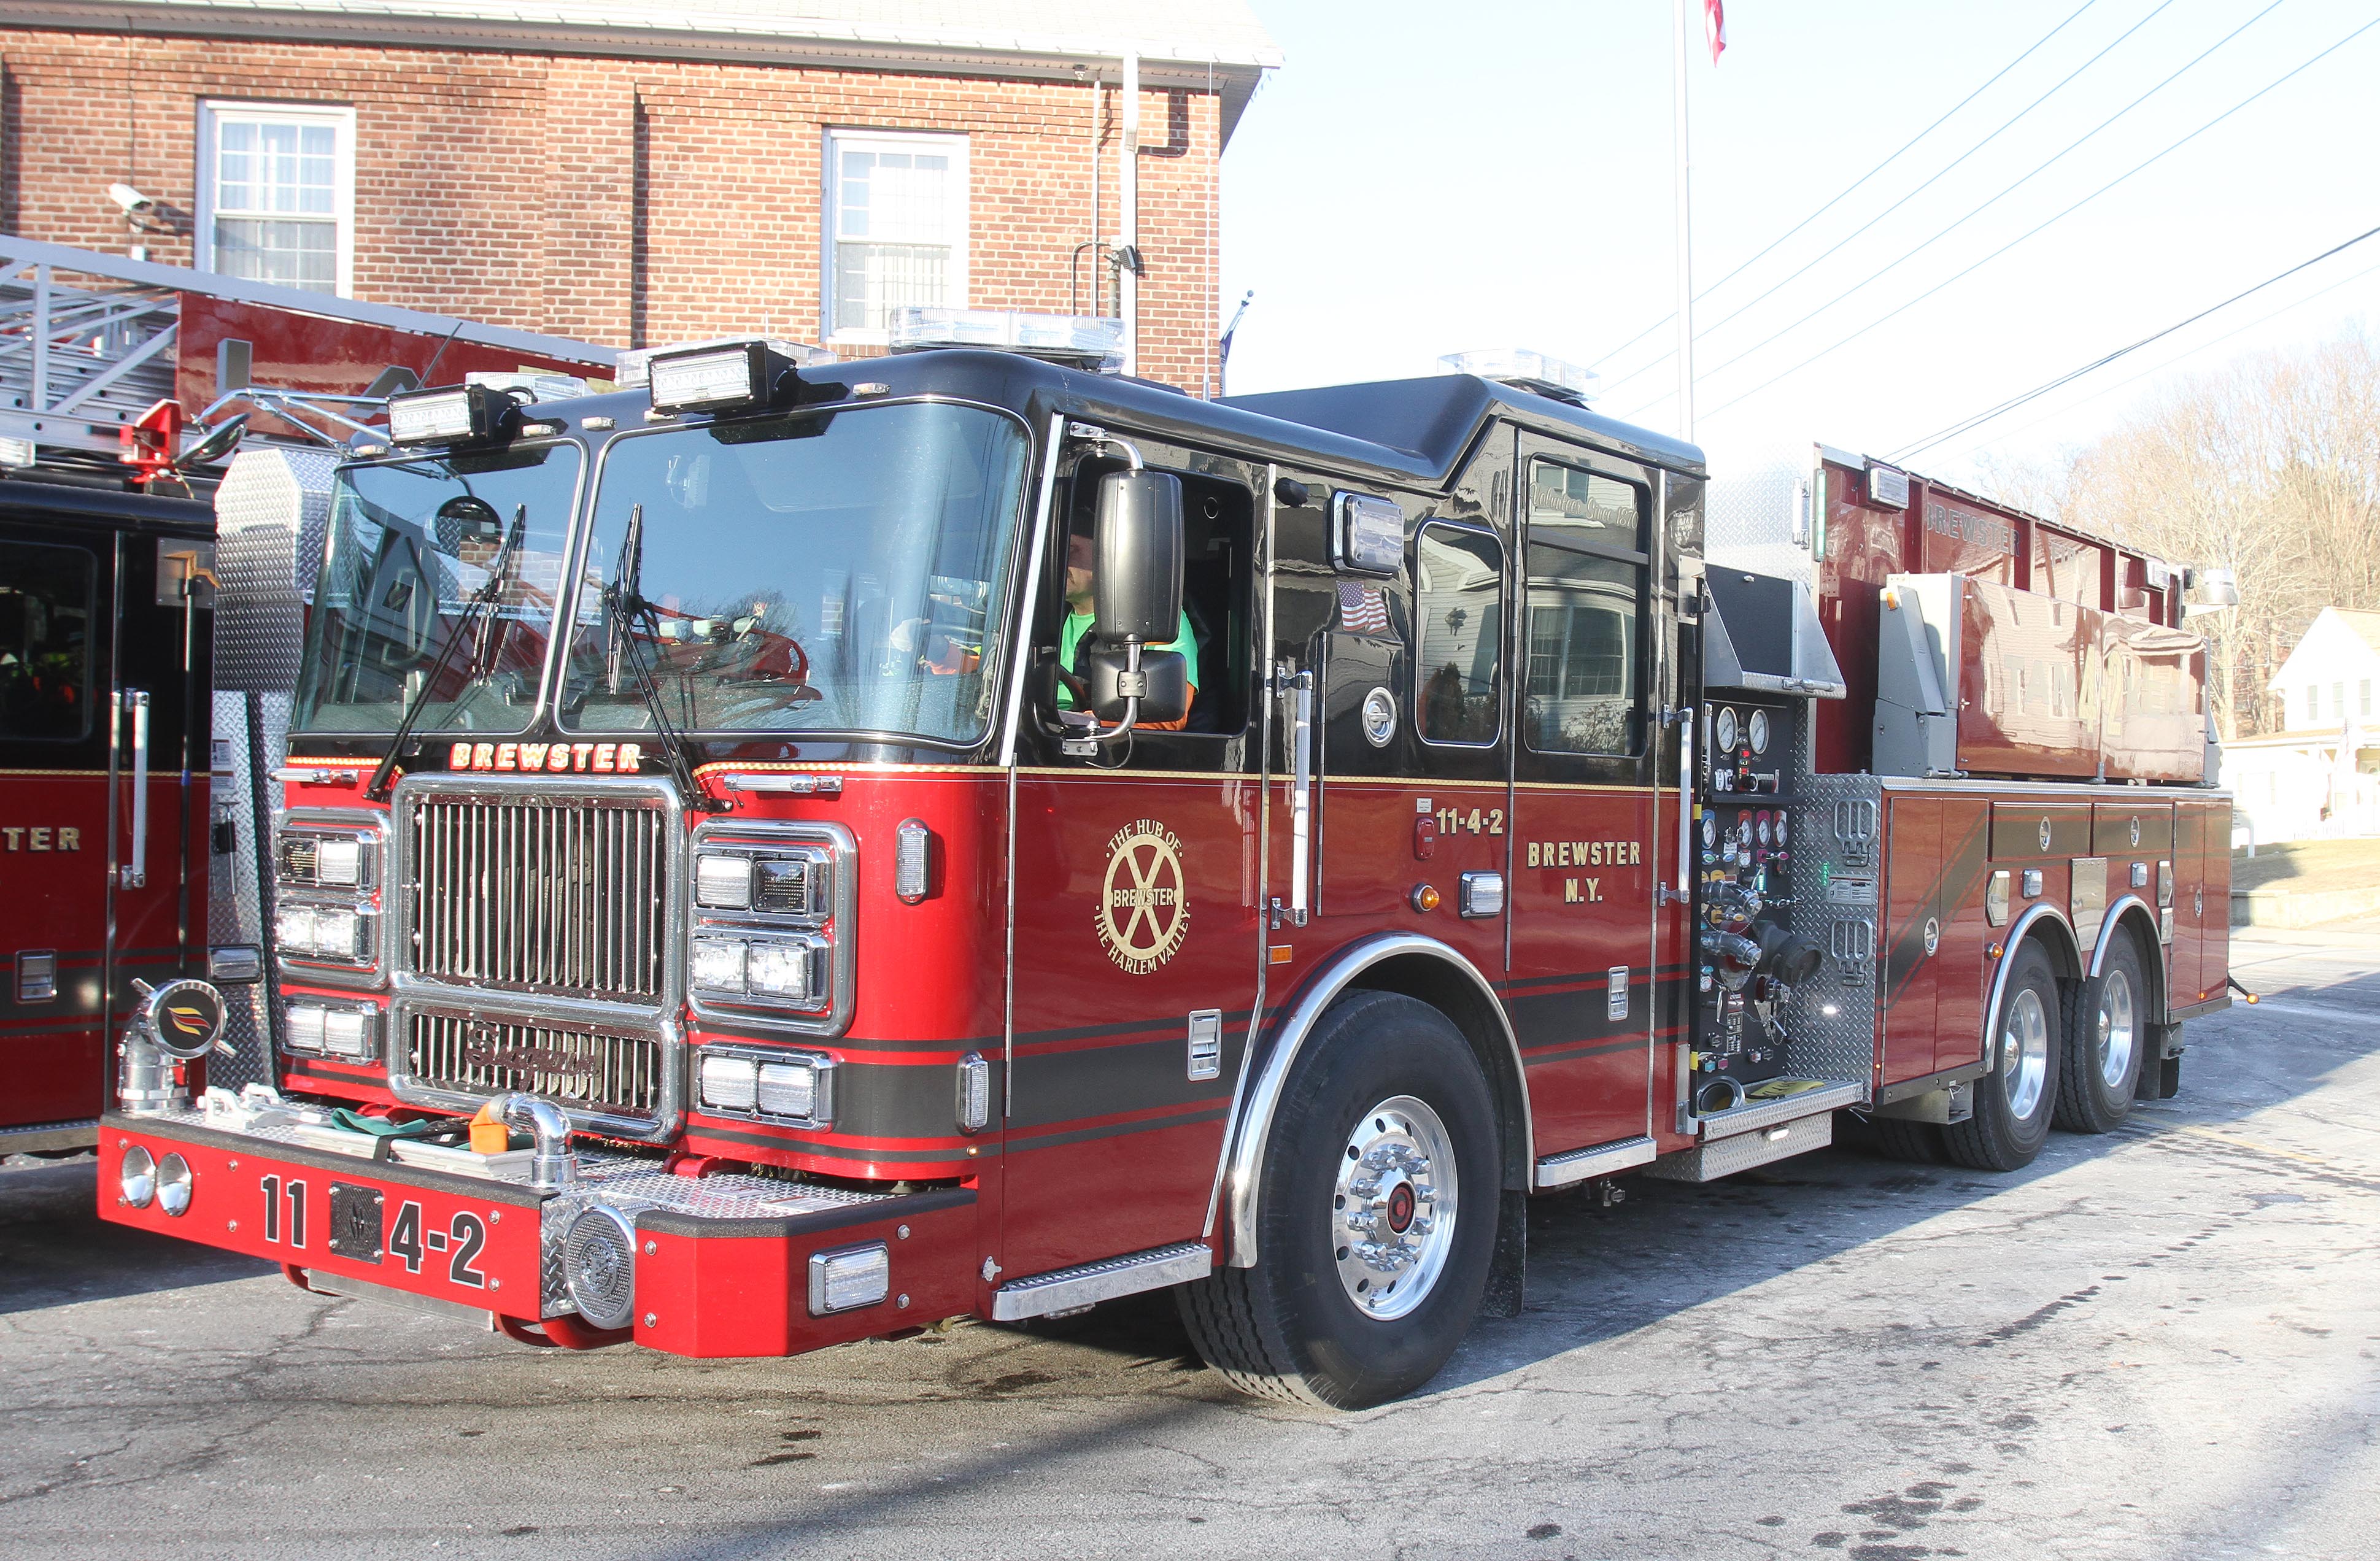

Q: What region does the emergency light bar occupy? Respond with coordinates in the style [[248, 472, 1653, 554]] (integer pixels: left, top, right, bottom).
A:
[[616, 336, 834, 390], [889, 307, 1124, 372], [1439, 349, 1599, 405], [646, 340, 806, 415], [386, 382, 517, 446]]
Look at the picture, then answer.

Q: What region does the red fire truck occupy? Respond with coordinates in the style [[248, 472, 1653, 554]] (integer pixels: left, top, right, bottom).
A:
[[0, 239, 609, 1158], [93, 325, 2233, 1407]]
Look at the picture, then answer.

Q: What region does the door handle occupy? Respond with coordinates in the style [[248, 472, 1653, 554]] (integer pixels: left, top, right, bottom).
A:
[[1659, 704, 1693, 908], [1275, 666, 1313, 930], [120, 688, 150, 889]]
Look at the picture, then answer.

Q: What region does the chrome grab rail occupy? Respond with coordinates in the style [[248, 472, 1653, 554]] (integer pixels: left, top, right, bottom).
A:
[[120, 688, 150, 889]]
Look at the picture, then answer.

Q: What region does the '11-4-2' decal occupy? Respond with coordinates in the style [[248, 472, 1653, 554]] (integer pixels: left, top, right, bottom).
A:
[[259, 1176, 488, 1289]]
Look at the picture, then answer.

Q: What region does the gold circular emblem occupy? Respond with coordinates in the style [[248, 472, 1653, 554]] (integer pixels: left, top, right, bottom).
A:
[[1097, 818, 1189, 974]]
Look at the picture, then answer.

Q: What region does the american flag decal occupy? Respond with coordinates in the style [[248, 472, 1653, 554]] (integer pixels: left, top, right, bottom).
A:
[[1338, 581, 1392, 636]]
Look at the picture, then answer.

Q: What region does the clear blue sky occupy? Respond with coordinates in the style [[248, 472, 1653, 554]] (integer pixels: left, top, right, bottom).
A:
[[1218, 0, 2380, 485]]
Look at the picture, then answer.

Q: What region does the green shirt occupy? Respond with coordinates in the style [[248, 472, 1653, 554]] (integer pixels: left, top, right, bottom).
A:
[[1057, 607, 1199, 709]]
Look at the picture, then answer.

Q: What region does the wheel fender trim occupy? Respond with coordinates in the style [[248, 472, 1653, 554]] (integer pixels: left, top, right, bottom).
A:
[[1216, 931, 1529, 1270], [2090, 894, 2166, 1026], [1981, 903, 2078, 1072]]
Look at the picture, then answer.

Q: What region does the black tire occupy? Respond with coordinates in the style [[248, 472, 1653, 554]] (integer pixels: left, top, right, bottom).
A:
[[2055, 931, 2146, 1133], [1941, 940, 2061, 1173], [1867, 1114, 1945, 1165], [1175, 990, 1500, 1409]]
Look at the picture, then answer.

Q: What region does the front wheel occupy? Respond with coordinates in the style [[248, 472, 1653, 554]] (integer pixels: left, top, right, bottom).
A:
[[1176, 990, 1499, 1409], [1941, 940, 2061, 1173]]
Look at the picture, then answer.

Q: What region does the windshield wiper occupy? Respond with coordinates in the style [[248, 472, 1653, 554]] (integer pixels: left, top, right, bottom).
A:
[[363, 506, 525, 801], [603, 503, 722, 811]]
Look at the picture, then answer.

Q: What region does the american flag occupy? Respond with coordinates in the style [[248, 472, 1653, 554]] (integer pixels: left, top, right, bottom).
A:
[[1338, 581, 1392, 636]]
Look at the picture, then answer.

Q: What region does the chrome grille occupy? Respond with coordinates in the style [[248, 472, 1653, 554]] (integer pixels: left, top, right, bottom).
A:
[[406, 1011, 665, 1119], [408, 793, 668, 998]]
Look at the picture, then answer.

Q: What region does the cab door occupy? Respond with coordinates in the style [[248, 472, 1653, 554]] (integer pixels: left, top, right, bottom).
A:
[[1001, 431, 1267, 1279], [1503, 437, 1663, 1155]]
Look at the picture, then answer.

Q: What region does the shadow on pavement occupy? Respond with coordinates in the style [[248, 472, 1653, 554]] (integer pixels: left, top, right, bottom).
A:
[[0, 1156, 274, 1317]]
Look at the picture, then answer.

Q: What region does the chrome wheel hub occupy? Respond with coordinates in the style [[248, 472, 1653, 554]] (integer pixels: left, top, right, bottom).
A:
[[2097, 966, 2138, 1090], [1331, 1095, 1458, 1322], [2000, 987, 2050, 1120]]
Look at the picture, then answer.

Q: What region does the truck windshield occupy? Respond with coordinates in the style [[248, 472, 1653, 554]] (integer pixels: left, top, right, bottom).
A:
[[292, 444, 582, 734], [558, 401, 1029, 746]]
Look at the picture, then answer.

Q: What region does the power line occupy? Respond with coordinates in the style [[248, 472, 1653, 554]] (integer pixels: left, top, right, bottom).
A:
[[1666, 0, 2289, 409], [1887, 223, 2380, 462], [1586, 0, 2108, 377], [1686, 12, 2380, 425], [1935, 255, 2380, 464]]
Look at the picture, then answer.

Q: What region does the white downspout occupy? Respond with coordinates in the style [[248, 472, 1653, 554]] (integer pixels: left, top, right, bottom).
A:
[[1120, 48, 1140, 376]]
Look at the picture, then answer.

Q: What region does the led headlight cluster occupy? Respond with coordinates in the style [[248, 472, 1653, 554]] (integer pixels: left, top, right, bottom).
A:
[[282, 1000, 380, 1062], [695, 1046, 836, 1125], [688, 832, 845, 1028], [274, 820, 383, 978]]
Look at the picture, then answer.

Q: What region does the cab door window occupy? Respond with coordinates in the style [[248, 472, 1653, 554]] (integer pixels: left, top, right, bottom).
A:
[[1413, 524, 1502, 747], [0, 541, 96, 741], [1521, 461, 1648, 757]]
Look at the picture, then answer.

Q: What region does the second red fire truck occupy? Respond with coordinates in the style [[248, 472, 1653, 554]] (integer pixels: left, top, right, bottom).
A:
[[95, 323, 2233, 1407]]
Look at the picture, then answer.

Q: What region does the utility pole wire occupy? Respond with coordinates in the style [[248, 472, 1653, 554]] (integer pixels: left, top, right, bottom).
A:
[[1890, 223, 2380, 462], [1658, 0, 2287, 407], [1594, 0, 2128, 393], [1683, 13, 2380, 425], [1935, 254, 2380, 465]]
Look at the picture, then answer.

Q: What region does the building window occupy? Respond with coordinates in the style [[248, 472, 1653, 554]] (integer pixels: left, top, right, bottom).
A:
[[2335, 682, 2347, 721], [197, 101, 354, 295], [823, 130, 968, 342], [2306, 685, 2320, 723], [2362, 679, 2372, 719]]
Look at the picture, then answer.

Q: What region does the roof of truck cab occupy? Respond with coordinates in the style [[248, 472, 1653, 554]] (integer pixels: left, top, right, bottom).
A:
[[525, 350, 1706, 493]]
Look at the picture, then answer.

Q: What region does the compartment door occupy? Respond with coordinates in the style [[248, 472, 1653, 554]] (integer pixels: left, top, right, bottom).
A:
[[1880, 795, 1943, 1088]]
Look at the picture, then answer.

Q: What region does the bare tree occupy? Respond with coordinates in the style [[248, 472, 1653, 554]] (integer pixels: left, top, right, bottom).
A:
[[1978, 325, 2380, 738]]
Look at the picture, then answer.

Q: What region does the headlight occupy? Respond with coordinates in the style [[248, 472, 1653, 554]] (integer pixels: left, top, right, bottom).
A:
[[119, 1144, 156, 1208], [276, 903, 376, 963], [693, 848, 827, 915], [697, 1046, 834, 1125], [282, 1001, 378, 1063], [690, 933, 826, 1012], [156, 1153, 194, 1217], [277, 829, 377, 890]]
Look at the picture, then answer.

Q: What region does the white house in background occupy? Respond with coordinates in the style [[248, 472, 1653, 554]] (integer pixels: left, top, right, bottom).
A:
[[2220, 607, 2380, 844]]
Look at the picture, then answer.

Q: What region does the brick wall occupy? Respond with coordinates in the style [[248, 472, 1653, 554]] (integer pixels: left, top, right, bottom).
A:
[[0, 29, 1224, 390]]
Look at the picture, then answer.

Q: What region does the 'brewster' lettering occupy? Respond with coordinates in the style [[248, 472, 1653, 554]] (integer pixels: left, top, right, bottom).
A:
[[1524, 839, 1642, 868], [449, 741, 645, 774]]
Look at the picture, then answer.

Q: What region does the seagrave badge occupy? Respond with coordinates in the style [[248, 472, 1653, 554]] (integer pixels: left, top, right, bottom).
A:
[[1096, 817, 1188, 974]]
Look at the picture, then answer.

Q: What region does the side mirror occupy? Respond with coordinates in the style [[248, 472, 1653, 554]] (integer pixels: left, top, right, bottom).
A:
[[1084, 646, 1189, 725], [1092, 470, 1184, 644], [2189, 566, 2240, 611]]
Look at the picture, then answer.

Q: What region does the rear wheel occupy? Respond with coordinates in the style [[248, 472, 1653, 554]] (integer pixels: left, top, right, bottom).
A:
[[1176, 990, 1499, 1409], [2056, 932, 2146, 1133], [1941, 940, 2061, 1173]]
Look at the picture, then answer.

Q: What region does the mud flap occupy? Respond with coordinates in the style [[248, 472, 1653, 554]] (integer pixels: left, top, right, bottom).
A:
[[1480, 1188, 1526, 1319], [2139, 1022, 2184, 1100]]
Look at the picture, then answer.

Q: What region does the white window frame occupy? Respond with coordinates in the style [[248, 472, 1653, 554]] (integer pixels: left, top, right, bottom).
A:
[[821, 128, 970, 346], [195, 99, 357, 298]]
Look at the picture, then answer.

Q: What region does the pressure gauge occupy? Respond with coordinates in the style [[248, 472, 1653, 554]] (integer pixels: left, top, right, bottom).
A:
[[1714, 706, 1739, 752], [1738, 815, 1753, 847], [1757, 815, 1772, 847], [1775, 814, 1790, 846], [1701, 812, 1717, 849], [1747, 708, 1771, 755]]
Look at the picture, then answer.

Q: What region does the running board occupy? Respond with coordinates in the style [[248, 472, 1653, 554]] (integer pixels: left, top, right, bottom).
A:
[[990, 1241, 1213, 1321], [1534, 1135, 1658, 1189]]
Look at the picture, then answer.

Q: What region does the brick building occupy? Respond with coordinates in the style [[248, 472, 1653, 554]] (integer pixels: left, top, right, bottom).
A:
[[0, 0, 1277, 389]]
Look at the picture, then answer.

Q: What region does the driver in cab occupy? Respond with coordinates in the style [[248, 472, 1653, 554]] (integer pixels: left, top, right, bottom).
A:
[[1056, 530, 1196, 732]]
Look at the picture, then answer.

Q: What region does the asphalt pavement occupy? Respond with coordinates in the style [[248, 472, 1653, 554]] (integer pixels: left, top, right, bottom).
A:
[[4, 923, 2376, 1561]]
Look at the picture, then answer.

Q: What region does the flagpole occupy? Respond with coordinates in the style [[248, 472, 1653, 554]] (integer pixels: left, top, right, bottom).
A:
[[1672, 0, 1696, 444]]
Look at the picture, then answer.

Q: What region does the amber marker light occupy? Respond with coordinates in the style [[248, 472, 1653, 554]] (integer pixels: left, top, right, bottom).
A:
[[1410, 884, 1442, 912]]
